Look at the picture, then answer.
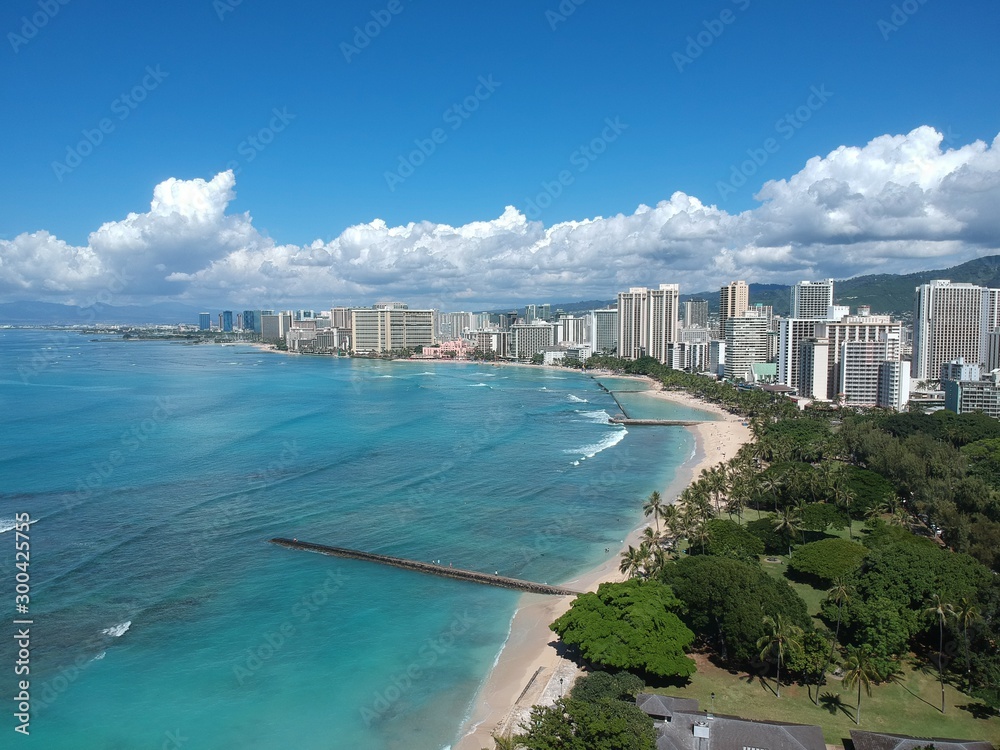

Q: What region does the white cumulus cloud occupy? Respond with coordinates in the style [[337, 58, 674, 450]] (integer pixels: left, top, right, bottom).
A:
[[3, 126, 999, 308]]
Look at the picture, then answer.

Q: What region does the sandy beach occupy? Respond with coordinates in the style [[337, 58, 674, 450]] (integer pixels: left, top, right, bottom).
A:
[[454, 376, 751, 750]]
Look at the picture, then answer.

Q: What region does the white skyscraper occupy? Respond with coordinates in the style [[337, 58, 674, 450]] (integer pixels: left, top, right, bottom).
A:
[[816, 314, 903, 401], [913, 280, 984, 380], [724, 311, 770, 382], [799, 337, 830, 400], [981, 288, 1000, 370], [510, 322, 557, 360], [558, 314, 589, 345], [590, 309, 618, 354], [878, 357, 911, 411], [778, 319, 820, 393], [791, 280, 835, 319]]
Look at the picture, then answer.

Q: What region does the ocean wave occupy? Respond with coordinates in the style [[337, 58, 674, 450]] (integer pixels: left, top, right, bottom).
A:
[[468, 383, 490, 387], [567, 394, 588, 403], [565, 427, 627, 460], [91, 651, 106, 663], [575, 409, 611, 424], [0, 517, 37, 534], [102, 621, 131, 638]]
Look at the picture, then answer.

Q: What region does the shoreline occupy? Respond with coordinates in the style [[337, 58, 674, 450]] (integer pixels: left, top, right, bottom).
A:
[[453, 376, 751, 750]]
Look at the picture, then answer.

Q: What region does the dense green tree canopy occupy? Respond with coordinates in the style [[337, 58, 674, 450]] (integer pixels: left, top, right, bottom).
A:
[[758, 418, 835, 463], [826, 528, 991, 671], [569, 671, 645, 705], [660, 556, 809, 664], [517, 696, 656, 750], [551, 579, 696, 679], [695, 519, 764, 562], [788, 538, 867, 586], [961, 438, 1000, 486], [836, 465, 896, 519], [876, 410, 1000, 447], [745, 516, 788, 556], [799, 503, 848, 535]]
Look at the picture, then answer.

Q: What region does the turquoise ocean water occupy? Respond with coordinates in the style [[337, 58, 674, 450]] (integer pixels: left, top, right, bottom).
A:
[[0, 330, 710, 750]]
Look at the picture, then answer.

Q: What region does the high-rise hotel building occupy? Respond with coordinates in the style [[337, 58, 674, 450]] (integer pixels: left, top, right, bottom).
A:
[[724, 310, 770, 382], [682, 298, 709, 329], [351, 303, 435, 354], [590, 309, 618, 354], [719, 281, 749, 327], [791, 279, 835, 319], [509, 322, 557, 360], [617, 284, 680, 363], [778, 319, 821, 394], [913, 280, 984, 380]]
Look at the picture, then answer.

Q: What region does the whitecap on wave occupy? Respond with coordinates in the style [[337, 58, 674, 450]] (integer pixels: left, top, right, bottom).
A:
[[565, 427, 627, 461], [575, 409, 612, 424], [102, 621, 131, 638], [567, 394, 588, 403], [467, 383, 490, 388], [0, 518, 37, 534]]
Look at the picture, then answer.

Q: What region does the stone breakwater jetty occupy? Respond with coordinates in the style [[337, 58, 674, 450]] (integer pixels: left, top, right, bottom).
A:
[[269, 538, 582, 596], [608, 417, 708, 426]]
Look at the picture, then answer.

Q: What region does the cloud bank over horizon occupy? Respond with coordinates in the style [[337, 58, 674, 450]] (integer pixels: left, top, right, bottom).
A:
[[3, 125, 1000, 310]]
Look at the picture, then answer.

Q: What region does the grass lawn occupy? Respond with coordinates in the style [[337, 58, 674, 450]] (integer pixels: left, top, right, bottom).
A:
[[759, 555, 827, 620], [652, 653, 1000, 745]]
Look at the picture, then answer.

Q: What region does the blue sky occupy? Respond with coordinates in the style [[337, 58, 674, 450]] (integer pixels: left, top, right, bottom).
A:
[[2, 0, 999, 309]]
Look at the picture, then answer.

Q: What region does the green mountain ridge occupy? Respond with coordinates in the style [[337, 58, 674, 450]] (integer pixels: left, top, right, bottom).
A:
[[686, 255, 1000, 317]]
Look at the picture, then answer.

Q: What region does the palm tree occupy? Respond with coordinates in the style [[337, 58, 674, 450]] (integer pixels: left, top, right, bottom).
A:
[[725, 488, 747, 525], [691, 523, 711, 555], [756, 614, 803, 698], [832, 479, 857, 540], [660, 503, 680, 538], [641, 525, 661, 548], [645, 546, 670, 578], [772, 505, 804, 556], [701, 466, 727, 515], [925, 593, 951, 713], [949, 596, 982, 692], [759, 473, 783, 514], [842, 646, 877, 725], [676, 503, 699, 546], [888, 506, 909, 528], [684, 484, 714, 524], [826, 578, 852, 673], [618, 545, 647, 579], [489, 729, 524, 750], [817, 460, 840, 501], [643, 490, 664, 535]]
